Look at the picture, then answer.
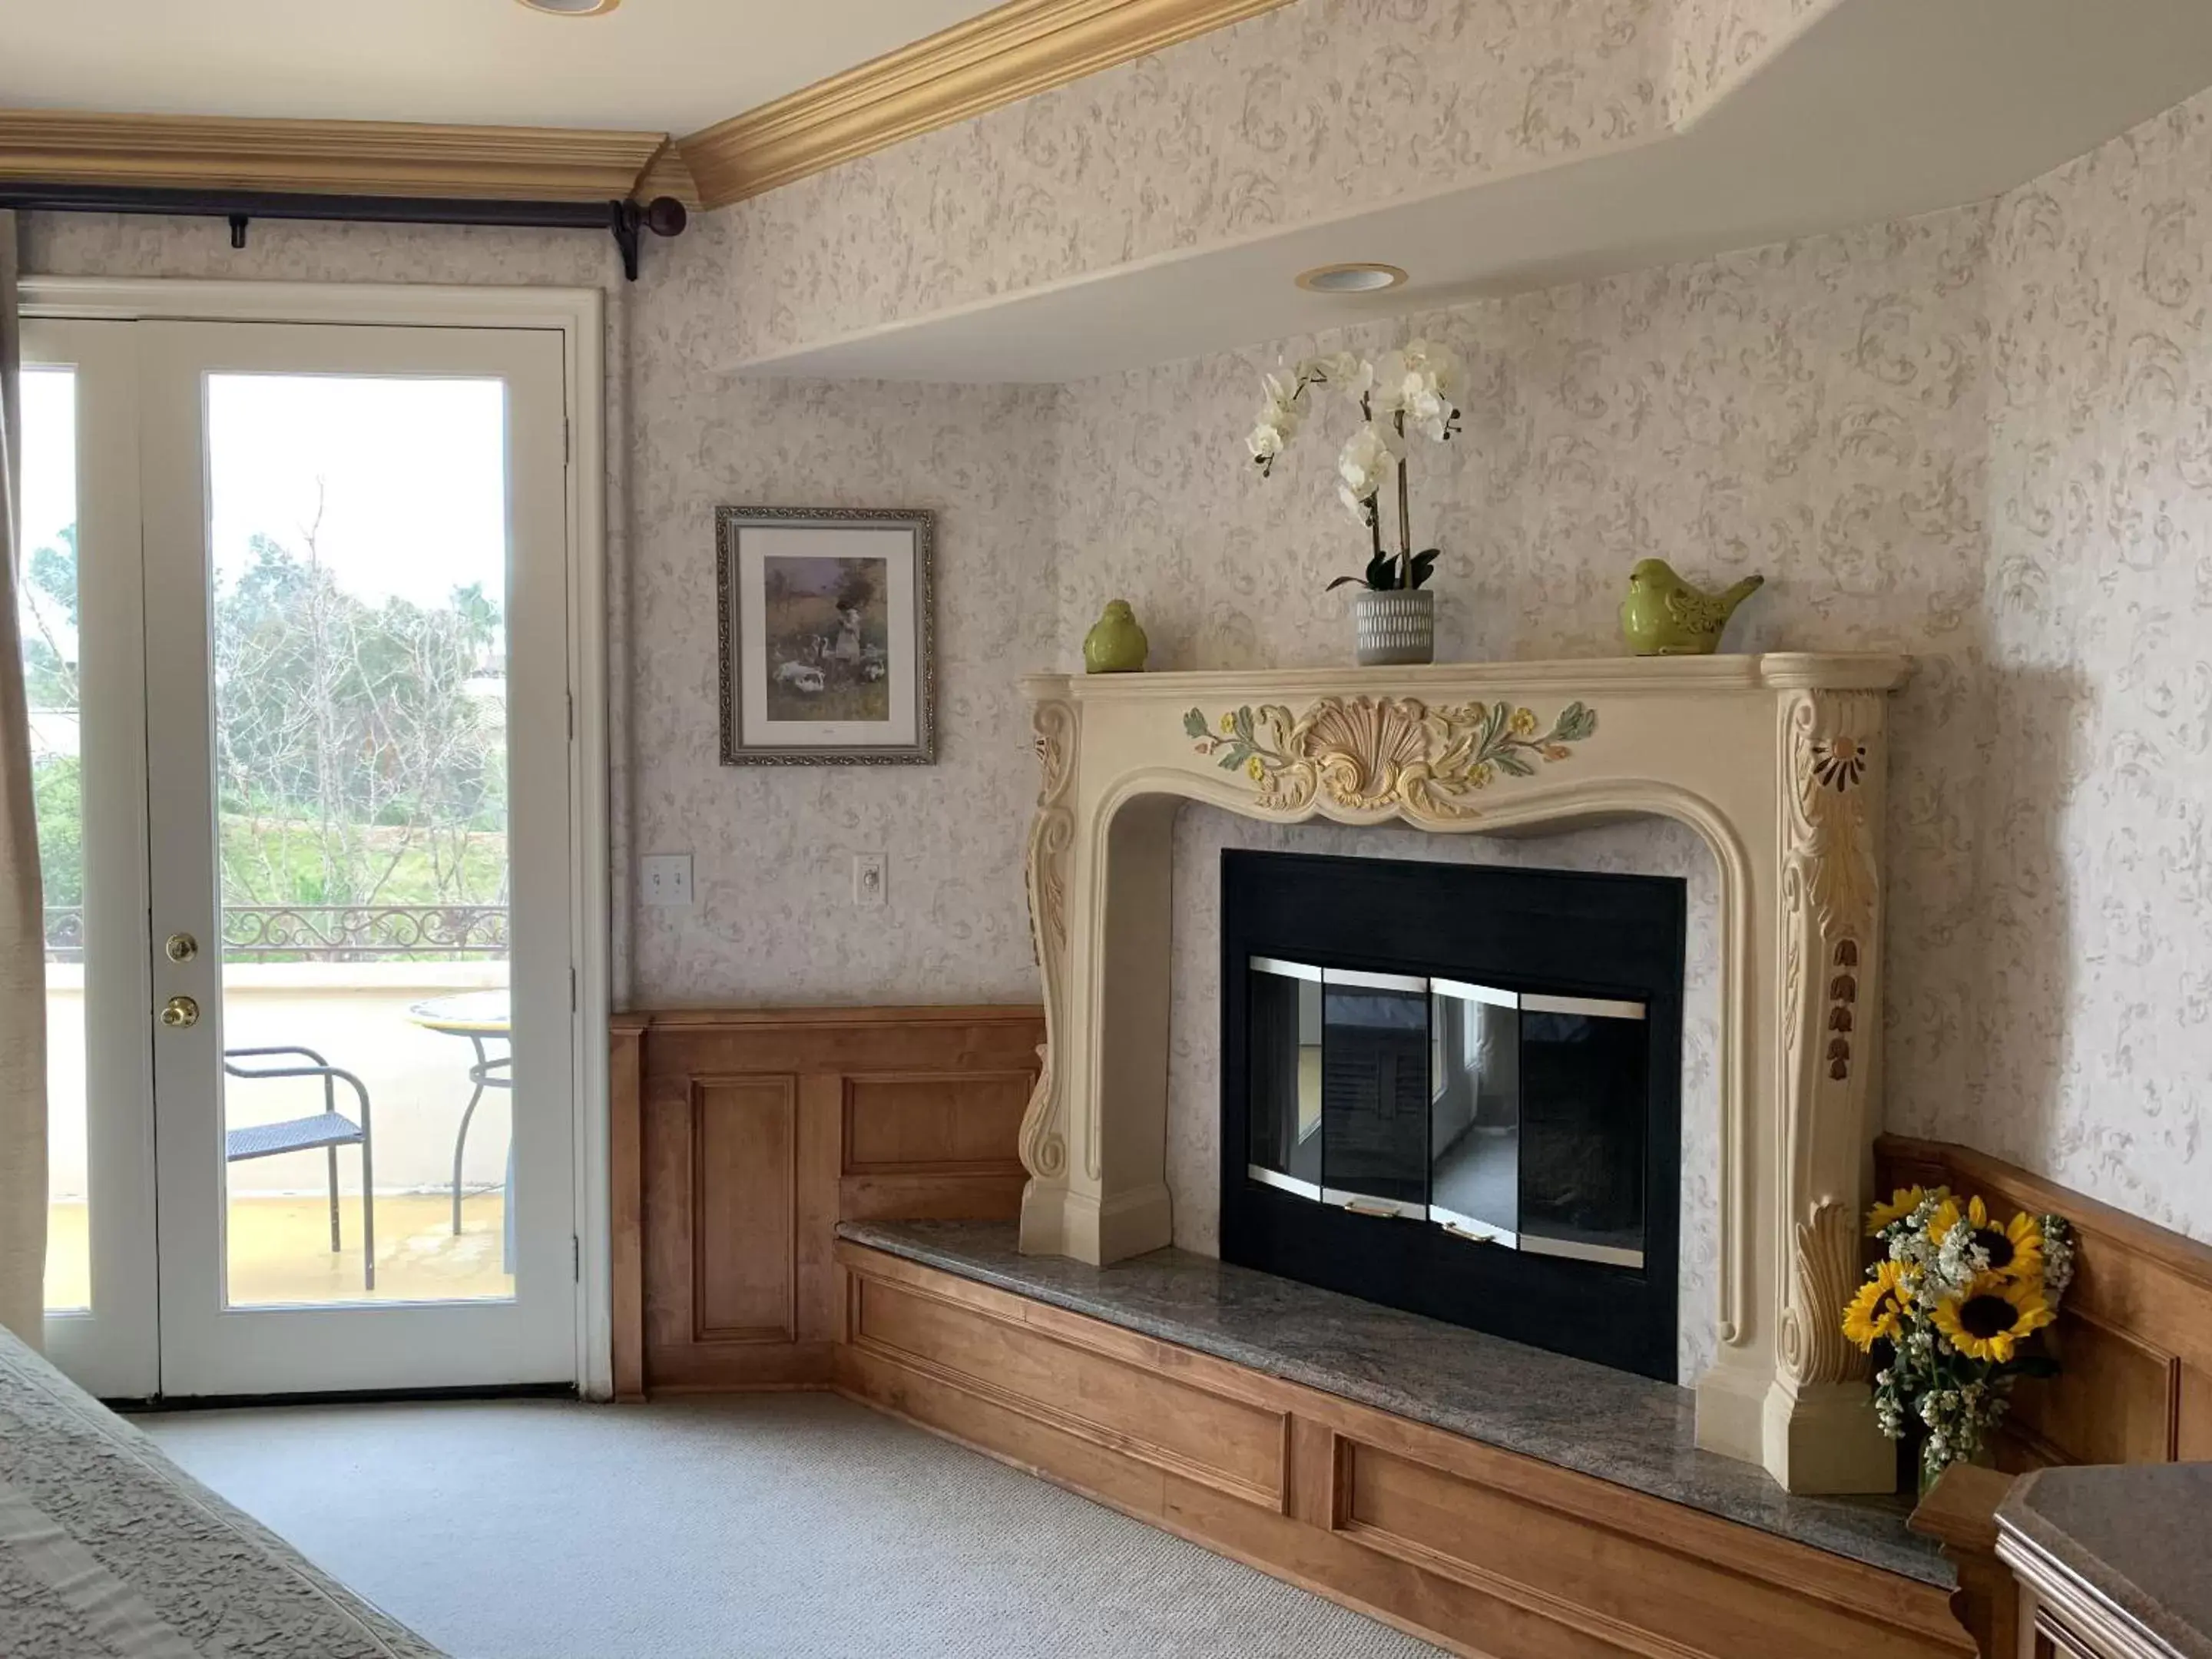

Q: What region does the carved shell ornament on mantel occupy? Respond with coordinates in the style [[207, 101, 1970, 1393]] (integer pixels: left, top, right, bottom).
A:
[[1183, 696, 1599, 821]]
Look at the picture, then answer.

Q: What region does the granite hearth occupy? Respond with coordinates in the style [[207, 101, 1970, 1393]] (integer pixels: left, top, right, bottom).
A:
[[839, 1217, 1943, 1588]]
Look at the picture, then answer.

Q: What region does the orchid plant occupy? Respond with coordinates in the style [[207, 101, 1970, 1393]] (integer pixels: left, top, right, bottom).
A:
[[1247, 340, 1465, 591]]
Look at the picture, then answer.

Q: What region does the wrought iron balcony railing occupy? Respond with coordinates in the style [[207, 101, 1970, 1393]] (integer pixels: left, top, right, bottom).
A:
[[42, 904, 509, 963]]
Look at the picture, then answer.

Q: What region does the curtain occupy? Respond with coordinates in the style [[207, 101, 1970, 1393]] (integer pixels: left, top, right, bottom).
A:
[[0, 209, 50, 1347]]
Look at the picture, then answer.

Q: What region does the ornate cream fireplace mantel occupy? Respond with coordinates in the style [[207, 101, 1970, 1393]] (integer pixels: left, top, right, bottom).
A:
[[1017, 654, 1913, 1495]]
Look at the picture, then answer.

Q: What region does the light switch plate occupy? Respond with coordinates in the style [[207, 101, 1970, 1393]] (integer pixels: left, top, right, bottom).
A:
[[641, 853, 693, 907], [853, 853, 887, 909]]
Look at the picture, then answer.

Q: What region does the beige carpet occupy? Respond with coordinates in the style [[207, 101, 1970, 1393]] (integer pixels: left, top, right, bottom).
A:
[[143, 1393, 1451, 1659]]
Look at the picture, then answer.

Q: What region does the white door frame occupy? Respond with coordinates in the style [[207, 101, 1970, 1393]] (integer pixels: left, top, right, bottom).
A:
[[20, 277, 614, 1400]]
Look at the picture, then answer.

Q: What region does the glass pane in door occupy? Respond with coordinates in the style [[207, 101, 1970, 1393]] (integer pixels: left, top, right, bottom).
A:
[[204, 374, 515, 1307], [1320, 970, 1430, 1214], [21, 367, 91, 1313]]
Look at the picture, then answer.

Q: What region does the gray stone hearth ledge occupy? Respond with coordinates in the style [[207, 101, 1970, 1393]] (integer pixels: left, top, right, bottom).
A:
[[839, 1218, 1945, 1588]]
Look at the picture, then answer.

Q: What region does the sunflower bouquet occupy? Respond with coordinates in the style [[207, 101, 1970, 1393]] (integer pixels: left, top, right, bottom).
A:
[[1843, 1186, 2076, 1491]]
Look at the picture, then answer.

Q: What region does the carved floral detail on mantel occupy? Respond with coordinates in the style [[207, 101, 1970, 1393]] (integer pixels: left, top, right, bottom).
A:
[[1778, 690, 1886, 1392], [1019, 697, 1077, 1182], [1182, 696, 1600, 821]]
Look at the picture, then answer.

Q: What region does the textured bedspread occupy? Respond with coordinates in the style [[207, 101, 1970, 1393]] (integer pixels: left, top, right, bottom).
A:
[[0, 1326, 444, 1658]]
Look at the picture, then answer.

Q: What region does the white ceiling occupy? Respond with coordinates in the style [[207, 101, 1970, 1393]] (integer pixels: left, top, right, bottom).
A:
[[740, 0, 2212, 382], [0, 0, 1004, 134]]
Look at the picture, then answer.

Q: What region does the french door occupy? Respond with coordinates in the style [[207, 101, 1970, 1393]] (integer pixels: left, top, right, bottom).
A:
[[25, 308, 582, 1398]]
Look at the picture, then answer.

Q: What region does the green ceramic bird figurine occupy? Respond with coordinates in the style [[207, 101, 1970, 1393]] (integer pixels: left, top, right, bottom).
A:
[[1619, 560, 1765, 656]]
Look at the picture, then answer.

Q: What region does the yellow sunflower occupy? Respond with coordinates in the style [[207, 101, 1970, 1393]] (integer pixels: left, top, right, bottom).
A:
[[1865, 1184, 1937, 1236], [1932, 1273, 2055, 1363], [1929, 1194, 2045, 1280], [1842, 1260, 1913, 1351]]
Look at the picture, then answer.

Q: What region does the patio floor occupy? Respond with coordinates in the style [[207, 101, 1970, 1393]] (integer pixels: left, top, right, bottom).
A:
[[45, 1190, 514, 1311]]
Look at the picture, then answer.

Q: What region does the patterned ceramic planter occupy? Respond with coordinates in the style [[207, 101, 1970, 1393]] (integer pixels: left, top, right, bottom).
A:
[[1353, 588, 1435, 666]]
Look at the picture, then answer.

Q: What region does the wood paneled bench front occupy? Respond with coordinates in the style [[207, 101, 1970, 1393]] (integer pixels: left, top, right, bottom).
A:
[[833, 1238, 1972, 1659]]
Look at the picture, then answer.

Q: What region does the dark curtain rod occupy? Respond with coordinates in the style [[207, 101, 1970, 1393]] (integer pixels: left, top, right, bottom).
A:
[[0, 182, 688, 280]]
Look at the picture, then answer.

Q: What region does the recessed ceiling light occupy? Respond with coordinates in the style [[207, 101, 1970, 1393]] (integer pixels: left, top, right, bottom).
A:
[[1295, 263, 1408, 294], [516, 0, 620, 14]]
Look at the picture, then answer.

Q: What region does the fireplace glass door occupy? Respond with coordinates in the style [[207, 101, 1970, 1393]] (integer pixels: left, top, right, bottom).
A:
[[1246, 958, 1324, 1199], [1428, 980, 1521, 1245], [1244, 957, 1650, 1264], [1319, 969, 1431, 1217]]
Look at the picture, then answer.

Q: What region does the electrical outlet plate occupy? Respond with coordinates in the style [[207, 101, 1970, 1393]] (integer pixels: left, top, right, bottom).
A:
[[641, 853, 693, 906], [853, 853, 886, 909]]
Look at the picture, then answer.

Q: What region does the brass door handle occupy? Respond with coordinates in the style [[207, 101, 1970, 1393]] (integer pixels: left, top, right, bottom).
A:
[[159, 995, 200, 1029]]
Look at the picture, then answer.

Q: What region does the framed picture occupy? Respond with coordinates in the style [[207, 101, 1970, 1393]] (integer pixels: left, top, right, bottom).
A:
[[716, 506, 937, 766]]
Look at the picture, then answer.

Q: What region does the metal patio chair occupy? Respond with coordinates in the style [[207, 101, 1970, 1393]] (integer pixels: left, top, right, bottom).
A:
[[222, 1046, 377, 1292]]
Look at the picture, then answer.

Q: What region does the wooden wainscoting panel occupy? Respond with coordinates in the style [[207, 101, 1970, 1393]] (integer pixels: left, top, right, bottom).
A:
[[843, 1070, 1031, 1173], [690, 1076, 799, 1343], [1876, 1136, 2212, 1468], [834, 1241, 1972, 1659], [1340, 1439, 1954, 1659], [2177, 1365, 2212, 1461], [2003, 1314, 2175, 1469], [841, 1068, 1031, 1221], [612, 1005, 1042, 1395], [849, 1269, 1287, 1511]]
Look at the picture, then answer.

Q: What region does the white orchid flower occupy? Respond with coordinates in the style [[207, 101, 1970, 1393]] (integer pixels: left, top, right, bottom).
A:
[[1300, 351, 1372, 399], [1402, 339, 1465, 399], [1247, 420, 1288, 463], [1369, 339, 1463, 440], [1335, 422, 1400, 519], [1368, 349, 1412, 414]]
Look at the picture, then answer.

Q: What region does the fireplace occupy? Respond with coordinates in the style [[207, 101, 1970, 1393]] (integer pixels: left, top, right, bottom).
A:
[[1020, 657, 1910, 1492], [1220, 850, 1684, 1380]]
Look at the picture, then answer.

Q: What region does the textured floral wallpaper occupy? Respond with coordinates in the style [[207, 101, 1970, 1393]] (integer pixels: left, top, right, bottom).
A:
[[1054, 189, 1995, 1374], [720, 0, 1674, 363], [1058, 87, 2212, 1259], [20, 73, 2212, 1280], [1664, 0, 1831, 126], [626, 212, 1060, 1005], [20, 210, 1061, 1011], [1957, 94, 2212, 1239], [715, 0, 1867, 366]]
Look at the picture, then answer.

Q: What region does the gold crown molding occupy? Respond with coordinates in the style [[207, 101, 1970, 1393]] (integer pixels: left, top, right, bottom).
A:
[[677, 0, 1296, 208], [631, 141, 703, 210], [0, 108, 684, 204]]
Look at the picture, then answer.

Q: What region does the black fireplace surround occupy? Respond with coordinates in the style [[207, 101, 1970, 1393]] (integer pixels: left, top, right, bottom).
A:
[[1220, 851, 1684, 1381]]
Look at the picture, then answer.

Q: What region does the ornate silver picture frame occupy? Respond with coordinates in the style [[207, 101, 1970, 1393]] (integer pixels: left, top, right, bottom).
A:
[[716, 506, 937, 766]]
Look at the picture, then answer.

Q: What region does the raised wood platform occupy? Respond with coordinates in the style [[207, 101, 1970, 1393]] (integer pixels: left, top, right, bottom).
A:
[[833, 1237, 1972, 1659]]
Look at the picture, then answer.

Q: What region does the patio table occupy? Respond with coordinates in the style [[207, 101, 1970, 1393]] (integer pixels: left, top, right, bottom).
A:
[[408, 990, 513, 1273]]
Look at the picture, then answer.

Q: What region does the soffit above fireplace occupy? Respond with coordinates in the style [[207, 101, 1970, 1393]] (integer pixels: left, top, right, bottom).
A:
[[1015, 652, 1911, 1495]]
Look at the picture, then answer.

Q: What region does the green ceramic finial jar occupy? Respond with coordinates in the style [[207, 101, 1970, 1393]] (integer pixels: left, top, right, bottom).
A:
[[1083, 599, 1149, 674]]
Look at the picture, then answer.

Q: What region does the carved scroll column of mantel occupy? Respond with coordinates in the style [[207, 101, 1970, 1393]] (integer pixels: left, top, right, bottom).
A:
[[1014, 653, 1912, 1494]]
